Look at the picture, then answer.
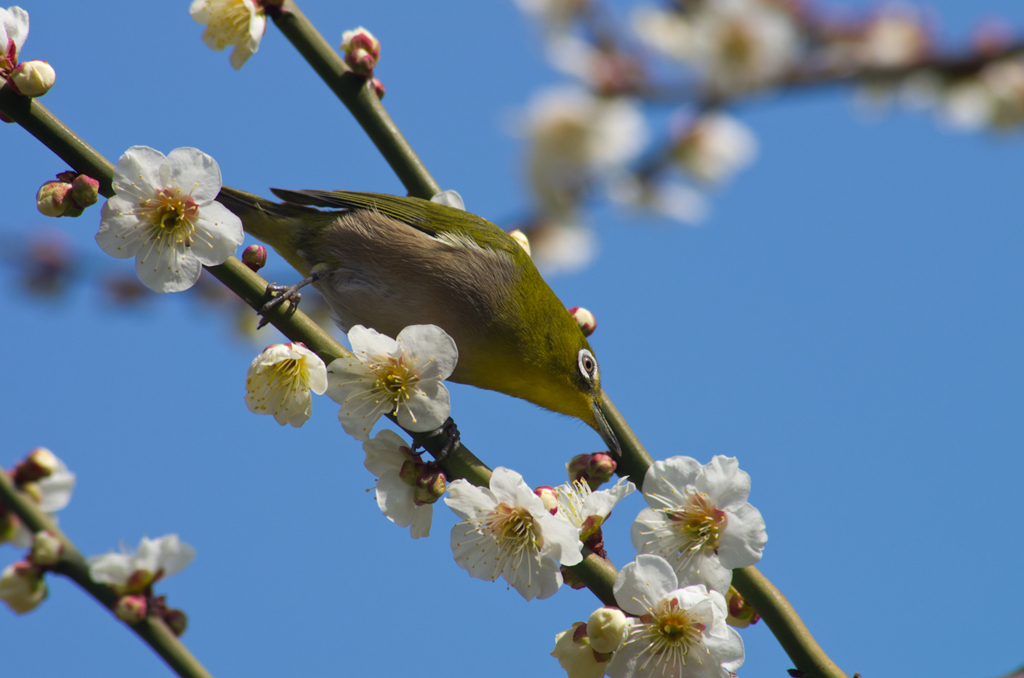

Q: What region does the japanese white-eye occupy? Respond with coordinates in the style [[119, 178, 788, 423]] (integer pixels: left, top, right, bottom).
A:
[[217, 186, 618, 452]]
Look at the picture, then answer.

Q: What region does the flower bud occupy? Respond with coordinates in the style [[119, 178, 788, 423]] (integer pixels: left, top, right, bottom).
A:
[[29, 531, 63, 567], [568, 306, 597, 337], [241, 244, 268, 272], [114, 594, 148, 624], [399, 458, 426, 487], [70, 174, 100, 208], [0, 508, 20, 544], [534, 485, 559, 513], [508, 229, 531, 257], [162, 607, 188, 636], [36, 181, 72, 217], [14, 447, 60, 484], [0, 562, 47, 614], [341, 27, 380, 76], [726, 586, 760, 628], [551, 622, 609, 678], [371, 77, 386, 99], [566, 454, 592, 484], [413, 468, 447, 505], [587, 606, 627, 653], [11, 60, 56, 97], [587, 453, 616, 487]]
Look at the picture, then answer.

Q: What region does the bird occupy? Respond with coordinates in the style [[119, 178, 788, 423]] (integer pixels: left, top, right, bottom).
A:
[[216, 186, 619, 454]]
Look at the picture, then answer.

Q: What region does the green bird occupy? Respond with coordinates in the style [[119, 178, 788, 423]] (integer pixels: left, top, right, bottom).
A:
[[217, 186, 618, 453]]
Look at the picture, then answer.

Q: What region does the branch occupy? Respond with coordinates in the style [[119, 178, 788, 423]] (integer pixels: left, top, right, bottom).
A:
[[0, 470, 215, 678], [266, 0, 440, 199]]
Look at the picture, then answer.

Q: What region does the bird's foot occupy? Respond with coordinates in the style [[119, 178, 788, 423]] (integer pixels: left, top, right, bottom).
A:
[[256, 270, 325, 329], [411, 417, 461, 462]]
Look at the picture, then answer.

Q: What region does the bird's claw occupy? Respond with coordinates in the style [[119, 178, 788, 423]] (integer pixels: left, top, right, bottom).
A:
[[257, 283, 303, 329], [411, 417, 461, 462]]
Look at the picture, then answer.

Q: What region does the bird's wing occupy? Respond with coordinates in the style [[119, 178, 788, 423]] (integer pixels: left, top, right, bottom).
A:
[[269, 189, 525, 259]]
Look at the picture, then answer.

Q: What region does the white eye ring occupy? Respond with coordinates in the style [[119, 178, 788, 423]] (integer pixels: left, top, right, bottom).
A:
[[578, 348, 598, 380]]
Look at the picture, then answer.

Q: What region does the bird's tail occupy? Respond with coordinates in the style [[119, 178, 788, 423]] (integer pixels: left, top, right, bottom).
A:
[[216, 186, 325, 276]]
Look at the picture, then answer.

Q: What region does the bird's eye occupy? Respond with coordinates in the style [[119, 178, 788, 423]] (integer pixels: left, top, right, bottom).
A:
[[578, 348, 598, 381]]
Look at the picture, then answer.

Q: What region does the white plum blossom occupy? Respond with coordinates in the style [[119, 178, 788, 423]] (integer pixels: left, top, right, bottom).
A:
[[858, 8, 930, 68], [7, 449, 76, 549], [673, 113, 758, 184], [0, 562, 46, 614], [190, 0, 267, 70], [555, 477, 635, 540], [608, 554, 744, 678], [631, 456, 766, 593], [0, 6, 29, 68], [88, 535, 196, 595], [245, 342, 328, 427], [96, 146, 244, 293], [446, 467, 583, 601], [632, 7, 693, 62], [363, 429, 434, 539], [326, 324, 457, 441], [609, 177, 708, 226], [687, 0, 801, 93]]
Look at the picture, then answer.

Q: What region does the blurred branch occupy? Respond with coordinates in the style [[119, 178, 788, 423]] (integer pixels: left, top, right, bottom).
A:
[[266, 0, 441, 199], [0, 470, 215, 678]]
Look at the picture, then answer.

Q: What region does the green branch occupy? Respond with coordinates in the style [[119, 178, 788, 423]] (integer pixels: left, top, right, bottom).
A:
[[266, 0, 440, 199], [0, 470, 215, 678]]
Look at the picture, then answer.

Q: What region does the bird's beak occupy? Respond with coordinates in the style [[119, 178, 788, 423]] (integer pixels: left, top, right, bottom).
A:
[[592, 397, 621, 456]]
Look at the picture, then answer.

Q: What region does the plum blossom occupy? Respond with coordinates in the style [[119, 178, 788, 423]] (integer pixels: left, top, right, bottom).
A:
[[3, 448, 76, 549], [245, 342, 328, 427], [631, 456, 766, 593], [607, 554, 744, 678], [88, 535, 195, 595], [190, 0, 267, 70], [362, 429, 436, 539], [326, 324, 457, 441], [446, 467, 583, 600], [555, 476, 635, 541], [0, 561, 46, 614], [552, 622, 611, 678], [0, 6, 29, 74], [95, 146, 244, 293]]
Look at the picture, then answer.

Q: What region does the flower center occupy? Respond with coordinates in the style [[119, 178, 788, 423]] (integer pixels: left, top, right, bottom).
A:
[[372, 353, 418, 408], [205, 0, 258, 47], [139, 189, 200, 246], [720, 22, 756, 67], [663, 490, 727, 555], [633, 597, 707, 670], [486, 503, 540, 552]]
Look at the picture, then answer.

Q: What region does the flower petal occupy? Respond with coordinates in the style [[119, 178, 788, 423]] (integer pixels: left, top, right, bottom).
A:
[[694, 455, 750, 508], [396, 324, 459, 380], [166, 147, 223, 204], [613, 554, 679, 616]]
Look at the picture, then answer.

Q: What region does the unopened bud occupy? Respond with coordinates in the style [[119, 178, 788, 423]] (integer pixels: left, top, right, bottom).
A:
[[11, 60, 56, 97], [341, 27, 380, 76], [534, 485, 559, 513], [587, 453, 616, 487], [726, 586, 760, 628], [587, 606, 627, 653], [568, 306, 596, 337], [36, 181, 73, 217], [566, 454, 592, 484], [413, 468, 447, 505], [29, 531, 63, 567], [0, 508, 20, 544], [114, 594, 148, 624], [241, 244, 267, 272], [508, 229, 531, 257], [399, 458, 426, 486], [14, 447, 60, 484], [70, 174, 100, 208], [0, 562, 47, 614], [162, 607, 188, 636], [371, 77, 385, 99]]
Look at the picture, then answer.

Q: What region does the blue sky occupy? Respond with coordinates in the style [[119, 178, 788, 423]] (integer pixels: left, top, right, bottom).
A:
[[2, 1, 1023, 677]]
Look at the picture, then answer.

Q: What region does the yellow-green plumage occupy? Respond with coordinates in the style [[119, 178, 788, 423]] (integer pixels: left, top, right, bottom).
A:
[[217, 186, 616, 449]]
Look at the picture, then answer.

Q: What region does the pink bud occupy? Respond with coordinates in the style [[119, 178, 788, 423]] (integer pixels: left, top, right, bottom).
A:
[[242, 244, 268, 272], [566, 454, 592, 484], [114, 594, 148, 624], [162, 607, 188, 637], [568, 306, 597, 337], [13, 447, 60, 484], [70, 174, 100, 208], [371, 77, 386, 99], [534, 486, 559, 513], [36, 181, 73, 218], [341, 27, 380, 76], [587, 453, 617, 487]]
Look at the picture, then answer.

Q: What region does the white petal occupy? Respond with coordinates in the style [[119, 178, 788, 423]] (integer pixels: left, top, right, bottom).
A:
[[444, 478, 497, 520], [694, 455, 750, 508], [506, 553, 563, 601], [36, 466, 75, 513], [348, 325, 398, 359], [362, 429, 409, 477], [613, 554, 679, 616], [1, 7, 29, 59], [581, 477, 635, 520], [112, 146, 166, 200], [375, 470, 417, 527], [135, 243, 203, 293], [229, 43, 256, 70], [398, 379, 450, 432], [536, 512, 583, 566], [408, 503, 432, 539], [189, 202, 244, 266], [396, 324, 459, 380], [87, 552, 134, 586], [189, 0, 212, 23], [717, 502, 767, 569], [152, 534, 196, 578], [96, 198, 147, 259], [642, 455, 701, 499], [166, 147, 223, 203]]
